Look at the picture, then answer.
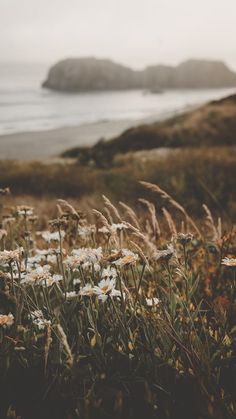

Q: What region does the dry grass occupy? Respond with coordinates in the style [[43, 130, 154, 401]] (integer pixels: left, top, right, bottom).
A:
[[0, 183, 235, 419], [61, 94, 236, 164], [0, 146, 236, 221]]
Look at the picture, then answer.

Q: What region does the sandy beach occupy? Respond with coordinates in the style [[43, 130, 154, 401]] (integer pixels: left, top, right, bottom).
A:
[[0, 108, 182, 160], [0, 118, 141, 160], [1, 75, 234, 162], [0, 96, 225, 161], [0, 106, 195, 160]]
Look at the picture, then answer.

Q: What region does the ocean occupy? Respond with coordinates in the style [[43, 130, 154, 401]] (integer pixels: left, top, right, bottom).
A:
[[0, 62, 235, 136]]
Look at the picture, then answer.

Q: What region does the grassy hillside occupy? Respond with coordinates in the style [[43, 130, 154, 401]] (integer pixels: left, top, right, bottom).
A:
[[1, 147, 236, 220], [0, 95, 236, 419], [1, 94, 236, 220], [62, 94, 236, 167]]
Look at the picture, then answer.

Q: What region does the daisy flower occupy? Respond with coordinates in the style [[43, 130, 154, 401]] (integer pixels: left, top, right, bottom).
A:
[[29, 310, 51, 330], [146, 297, 161, 307], [66, 291, 78, 299], [110, 223, 128, 233], [78, 224, 96, 239], [154, 244, 175, 262], [174, 233, 193, 245], [113, 249, 139, 267], [0, 247, 24, 265], [98, 226, 110, 234], [101, 266, 117, 279], [221, 257, 236, 267], [64, 247, 102, 271], [17, 205, 34, 216], [0, 313, 14, 328], [21, 265, 56, 286], [93, 278, 121, 302], [41, 230, 65, 243], [79, 283, 95, 297], [73, 278, 81, 286]]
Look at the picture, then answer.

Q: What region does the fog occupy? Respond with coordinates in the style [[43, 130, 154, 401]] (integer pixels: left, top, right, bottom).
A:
[[1, 0, 236, 69]]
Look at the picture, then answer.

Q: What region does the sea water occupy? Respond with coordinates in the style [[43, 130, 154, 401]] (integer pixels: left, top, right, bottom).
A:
[[0, 62, 235, 136]]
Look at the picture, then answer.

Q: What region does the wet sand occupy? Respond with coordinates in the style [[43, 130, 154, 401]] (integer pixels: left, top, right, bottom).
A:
[[0, 106, 194, 160], [0, 117, 155, 160]]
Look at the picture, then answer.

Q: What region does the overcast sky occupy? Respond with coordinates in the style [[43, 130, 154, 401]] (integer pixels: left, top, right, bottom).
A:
[[1, 0, 236, 70]]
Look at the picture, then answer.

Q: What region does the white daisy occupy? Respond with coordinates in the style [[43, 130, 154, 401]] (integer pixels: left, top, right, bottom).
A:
[[0, 247, 24, 265], [93, 278, 121, 302], [146, 297, 161, 307], [73, 278, 81, 286], [0, 313, 14, 327], [98, 226, 110, 234], [101, 266, 117, 279], [29, 310, 51, 330], [110, 223, 128, 233], [221, 257, 236, 267], [78, 225, 96, 239], [79, 283, 95, 296], [17, 206, 33, 216], [21, 265, 55, 286], [65, 247, 102, 271], [41, 230, 65, 243], [113, 249, 139, 267], [66, 291, 78, 299], [154, 244, 175, 262]]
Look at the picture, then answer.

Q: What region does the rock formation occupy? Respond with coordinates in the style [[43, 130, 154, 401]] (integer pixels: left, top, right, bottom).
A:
[[42, 57, 236, 92]]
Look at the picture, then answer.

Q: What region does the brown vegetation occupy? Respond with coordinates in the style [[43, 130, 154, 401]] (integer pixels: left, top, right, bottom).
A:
[[1, 147, 236, 220], [0, 185, 235, 419], [62, 94, 236, 166]]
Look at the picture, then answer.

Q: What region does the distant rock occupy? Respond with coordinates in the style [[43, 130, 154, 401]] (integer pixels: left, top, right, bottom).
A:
[[42, 57, 139, 92], [142, 64, 175, 89], [143, 60, 236, 88], [42, 57, 236, 92], [174, 59, 236, 88]]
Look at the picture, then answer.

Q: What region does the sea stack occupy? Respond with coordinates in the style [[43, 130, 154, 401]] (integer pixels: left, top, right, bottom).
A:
[[42, 57, 236, 92]]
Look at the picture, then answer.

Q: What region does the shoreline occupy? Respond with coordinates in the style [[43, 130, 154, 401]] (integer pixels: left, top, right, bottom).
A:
[[1, 87, 235, 161], [0, 109, 188, 161], [0, 118, 146, 160]]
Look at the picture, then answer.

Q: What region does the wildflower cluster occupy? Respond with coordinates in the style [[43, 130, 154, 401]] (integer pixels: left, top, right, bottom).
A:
[[0, 188, 235, 419]]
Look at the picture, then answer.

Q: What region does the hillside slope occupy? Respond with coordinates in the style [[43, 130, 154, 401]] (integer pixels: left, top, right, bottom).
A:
[[62, 93, 236, 166]]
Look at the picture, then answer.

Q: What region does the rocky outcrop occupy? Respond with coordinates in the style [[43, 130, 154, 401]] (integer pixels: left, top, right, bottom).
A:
[[143, 60, 236, 89], [174, 59, 236, 88], [42, 57, 236, 92], [142, 64, 176, 89], [42, 58, 139, 91]]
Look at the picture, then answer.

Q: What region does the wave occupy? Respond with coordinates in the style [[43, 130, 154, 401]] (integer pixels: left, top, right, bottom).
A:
[[0, 86, 235, 136]]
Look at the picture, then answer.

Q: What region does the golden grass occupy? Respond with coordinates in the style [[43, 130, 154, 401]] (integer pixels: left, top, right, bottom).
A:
[[0, 183, 235, 419], [62, 94, 236, 164], [1, 147, 235, 221]]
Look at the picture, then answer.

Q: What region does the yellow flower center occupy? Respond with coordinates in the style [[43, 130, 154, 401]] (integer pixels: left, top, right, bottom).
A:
[[101, 285, 109, 293]]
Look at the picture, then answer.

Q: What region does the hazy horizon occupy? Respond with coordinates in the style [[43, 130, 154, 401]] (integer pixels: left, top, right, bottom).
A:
[[1, 0, 236, 71], [1, 57, 236, 74]]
